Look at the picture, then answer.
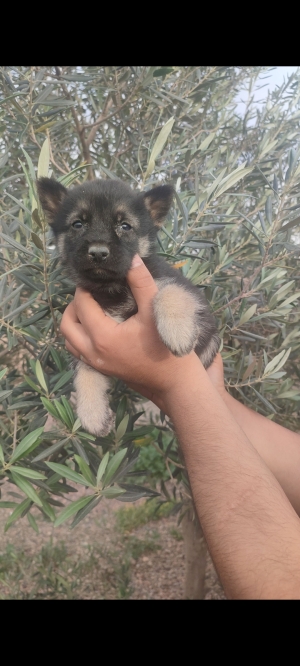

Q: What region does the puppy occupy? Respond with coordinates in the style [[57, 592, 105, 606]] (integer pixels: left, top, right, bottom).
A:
[[37, 178, 220, 436]]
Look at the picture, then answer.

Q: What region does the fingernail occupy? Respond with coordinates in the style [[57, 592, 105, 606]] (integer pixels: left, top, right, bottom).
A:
[[131, 254, 143, 268]]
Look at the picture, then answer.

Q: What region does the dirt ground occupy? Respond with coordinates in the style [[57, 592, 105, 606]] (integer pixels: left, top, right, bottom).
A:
[[0, 479, 226, 600]]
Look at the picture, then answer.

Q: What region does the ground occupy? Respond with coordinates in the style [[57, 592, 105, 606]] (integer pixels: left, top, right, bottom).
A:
[[0, 480, 225, 600]]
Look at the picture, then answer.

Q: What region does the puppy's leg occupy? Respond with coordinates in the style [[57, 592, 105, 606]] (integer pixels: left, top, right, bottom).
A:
[[196, 332, 220, 369], [73, 361, 113, 436], [153, 280, 203, 356]]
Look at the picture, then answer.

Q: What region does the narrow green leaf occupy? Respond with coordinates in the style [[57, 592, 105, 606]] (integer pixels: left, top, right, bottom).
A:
[[46, 462, 92, 487], [32, 208, 43, 229], [279, 292, 300, 308], [27, 513, 39, 533], [71, 495, 101, 529], [266, 348, 291, 375], [57, 163, 89, 187], [0, 232, 35, 257], [96, 452, 109, 486], [74, 455, 96, 486], [238, 303, 257, 325], [215, 163, 252, 198], [10, 427, 44, 463], [41, 396, 61, 419], [0, 390, 12, 402], [200, 132, 216, 151], [115, 396, 128, 429], [0, 368, 8, 381], [53, 400, 72, 428], [4, 499, 31, 531], [31, 232, 44, 250], [24, 375, 43, 394], [101, 486, 126, 498], [206, 167, 227, 200], [145, 116, 174, 178], [10, 472, 43, 507], [242, 360, 257, 381], [264, 349, 287, 375], [49, 347, 64, 372], [251, 387, 276, 413], [54, 495, 93, 527], [37, 138, 50, 178], [60, 396, 75, 426], [32, 438, 71, 462], [72, 418, 81, 432], [116, 414, 129, 442], [9, 466, 46, 480], [0, 444, 4, 465], [21, 148, 36, 183], [52, 370, 73, 393], [282, 216, 300, 231], [35, 360, 48, 393], [265, 195, 272, 225], [102, 448, 128, 486], [277, 391, 300, 400], [39, 497, 56, 521]]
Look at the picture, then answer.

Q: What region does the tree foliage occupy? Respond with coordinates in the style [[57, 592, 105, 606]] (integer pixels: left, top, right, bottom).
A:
[[1, 66, 300, 532]]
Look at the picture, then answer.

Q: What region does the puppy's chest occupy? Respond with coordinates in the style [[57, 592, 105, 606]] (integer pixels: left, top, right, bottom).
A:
[[92, 288, 137, 323]]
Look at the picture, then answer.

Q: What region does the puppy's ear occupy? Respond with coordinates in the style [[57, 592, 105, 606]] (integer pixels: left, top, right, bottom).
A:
[[37, 177, 68, 225], [143, 185, 174, 227]]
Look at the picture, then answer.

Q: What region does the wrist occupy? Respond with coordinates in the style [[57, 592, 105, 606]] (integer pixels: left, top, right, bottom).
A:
[[162, 353, 206, 413]]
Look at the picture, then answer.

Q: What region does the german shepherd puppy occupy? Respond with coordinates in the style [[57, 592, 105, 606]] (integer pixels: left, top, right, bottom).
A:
[[37, 178, 220, 436]]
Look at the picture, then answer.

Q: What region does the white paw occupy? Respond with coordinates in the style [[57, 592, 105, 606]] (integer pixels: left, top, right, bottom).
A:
[[153, 282, 200, 356], [78, 406, 114, 437], [73, 361, 113, 436]]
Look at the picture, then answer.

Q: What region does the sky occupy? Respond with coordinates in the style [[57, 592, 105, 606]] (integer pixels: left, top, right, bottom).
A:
[[236, 66, 299, 116]]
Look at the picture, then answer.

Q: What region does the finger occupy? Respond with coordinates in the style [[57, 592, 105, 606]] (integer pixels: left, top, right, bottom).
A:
[[126, 255, 158, 320], [65, 339, 81, 360], [73, 288, 118, 342]]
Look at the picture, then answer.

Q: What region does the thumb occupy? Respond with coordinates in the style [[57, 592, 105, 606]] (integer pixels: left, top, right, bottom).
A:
[[127, 254, 158, 319]]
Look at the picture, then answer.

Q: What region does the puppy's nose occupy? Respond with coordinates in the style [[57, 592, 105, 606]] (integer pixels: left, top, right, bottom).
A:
[[88, 244, 110, 260]]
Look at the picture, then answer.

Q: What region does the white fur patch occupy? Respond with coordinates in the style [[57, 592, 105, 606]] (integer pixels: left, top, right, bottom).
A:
[[56, 235, 65, 258], [74, 361, 113, 436], [138, 236, 151, 257], [153, 283, 202, 356]]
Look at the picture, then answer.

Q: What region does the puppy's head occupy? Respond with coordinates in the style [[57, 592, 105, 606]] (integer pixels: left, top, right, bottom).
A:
[[37, 178, 173, 288]]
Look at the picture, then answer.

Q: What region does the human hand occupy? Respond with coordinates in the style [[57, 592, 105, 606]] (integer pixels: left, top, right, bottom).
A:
[[60, 255, 197, 412]]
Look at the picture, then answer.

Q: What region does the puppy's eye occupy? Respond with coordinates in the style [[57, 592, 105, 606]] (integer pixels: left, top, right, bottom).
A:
[[72, 220, 83, 229], [121, 223, 132, 231]]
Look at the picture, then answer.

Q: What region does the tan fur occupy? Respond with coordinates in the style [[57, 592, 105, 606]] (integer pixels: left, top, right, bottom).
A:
[[153, 283, 205, 356], [138, 236, 151, 257], [66, 204, 89, 226], [56, 235, 66, 259], [115, 206, 140, 230], [74, 361, 113, 436]]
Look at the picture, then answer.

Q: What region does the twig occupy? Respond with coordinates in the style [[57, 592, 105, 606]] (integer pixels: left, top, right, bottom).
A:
[[54, 66, 94, 180], [12, 410, 17, 452]]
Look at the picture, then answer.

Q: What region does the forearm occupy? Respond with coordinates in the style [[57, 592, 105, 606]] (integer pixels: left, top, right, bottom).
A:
[[165, 355, 300, 599], [221, 391, 300, 517]]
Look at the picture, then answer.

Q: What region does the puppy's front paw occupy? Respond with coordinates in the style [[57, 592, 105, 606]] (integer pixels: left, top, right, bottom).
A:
[[78, 405, 114, 437], [74, 361, 113, 437], [153, 282, 200, 356]]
